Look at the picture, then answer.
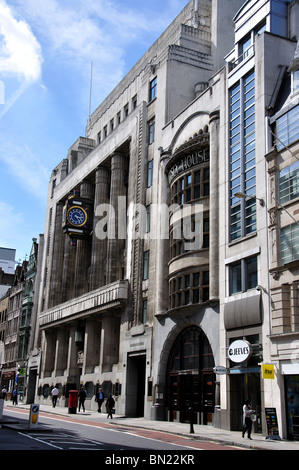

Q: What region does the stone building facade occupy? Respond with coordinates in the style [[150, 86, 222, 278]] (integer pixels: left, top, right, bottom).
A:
[[30, 0, 299, 439], [34, 0, 244, 419]]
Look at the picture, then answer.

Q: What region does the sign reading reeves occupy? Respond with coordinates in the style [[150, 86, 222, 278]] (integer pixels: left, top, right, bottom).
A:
[[228, 340, 252, 364]]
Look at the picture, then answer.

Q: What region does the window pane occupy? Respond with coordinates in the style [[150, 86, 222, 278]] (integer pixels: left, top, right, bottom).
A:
[[230, 262, 241, 294], [246, 257, 257, 289]]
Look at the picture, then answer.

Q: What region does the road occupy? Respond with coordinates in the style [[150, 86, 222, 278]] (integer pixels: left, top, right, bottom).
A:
[[1, 407, 244, 457]]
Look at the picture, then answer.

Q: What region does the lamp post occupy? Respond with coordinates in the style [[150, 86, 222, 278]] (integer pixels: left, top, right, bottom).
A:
[[234, 192, 265, 207]]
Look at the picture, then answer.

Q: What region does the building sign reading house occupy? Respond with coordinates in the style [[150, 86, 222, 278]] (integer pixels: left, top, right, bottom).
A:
[[168, 148, 209, 183], [228, 340, 252, 364]]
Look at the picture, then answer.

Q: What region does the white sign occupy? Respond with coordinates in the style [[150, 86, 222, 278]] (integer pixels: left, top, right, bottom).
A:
[[213, 366, 227, 375], [228, 340, 252, 364]]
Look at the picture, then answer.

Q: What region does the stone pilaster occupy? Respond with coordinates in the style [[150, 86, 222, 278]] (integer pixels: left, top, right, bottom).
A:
[[209, 110, 220, 302], [106, 154, 127, 284], [61, 234, 76, 302], [48, 202, 65, 308], [74, 180, 94, 297], [99, 315, 120, 372], [90, 166, 110, 290]]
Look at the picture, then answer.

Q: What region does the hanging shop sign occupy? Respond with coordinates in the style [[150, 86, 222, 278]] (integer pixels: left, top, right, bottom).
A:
[[213, 366, 227, 375], [228, 340, 252, 364]]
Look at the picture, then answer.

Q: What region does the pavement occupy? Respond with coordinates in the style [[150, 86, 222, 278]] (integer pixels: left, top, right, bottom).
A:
[[1, 402, 299, 451]]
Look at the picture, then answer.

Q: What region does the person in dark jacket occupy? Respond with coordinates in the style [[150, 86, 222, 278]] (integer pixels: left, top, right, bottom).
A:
[[97, 388, 104, 412], [78, 386, 87, 412], [106, 394, 115, 419]]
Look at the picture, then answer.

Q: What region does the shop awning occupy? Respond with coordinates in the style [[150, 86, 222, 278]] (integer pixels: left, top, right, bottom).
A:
[[224, 294, 262, 329]]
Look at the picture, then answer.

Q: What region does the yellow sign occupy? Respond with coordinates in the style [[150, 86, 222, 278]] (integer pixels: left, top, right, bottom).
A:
[[262, 364, 275, 380]]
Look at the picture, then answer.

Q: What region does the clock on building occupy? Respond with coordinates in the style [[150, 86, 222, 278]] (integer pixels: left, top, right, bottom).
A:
[[62, 195, 93, 238], [67, 206, 88, 226]]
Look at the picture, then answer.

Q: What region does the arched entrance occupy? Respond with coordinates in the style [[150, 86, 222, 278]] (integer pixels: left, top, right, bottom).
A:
[[166, 326, 215, 424]]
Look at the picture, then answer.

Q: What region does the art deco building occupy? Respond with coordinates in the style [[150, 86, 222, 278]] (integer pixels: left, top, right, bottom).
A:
[[32, 0, 244, 420], [30, 0, 299, 439]]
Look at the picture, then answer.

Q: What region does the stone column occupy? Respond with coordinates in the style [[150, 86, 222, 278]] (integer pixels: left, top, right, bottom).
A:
[[61, 234, 77, 302], [90, 166, 110, 290], [53, 329, 68, 377], [74, 180, 94, 297], [99, 315, 120, 372], [66, 325, 78, 381], [106, 154, 127, 284], [209, 110, 220, 302], [41, 330, 56, 379], [48, 202, 65, 308], [83, 319, 101, 374]]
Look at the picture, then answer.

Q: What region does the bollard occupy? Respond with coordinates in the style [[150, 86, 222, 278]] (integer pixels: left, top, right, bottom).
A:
[[189, 407, 194, 434], [29, 404, 40, 428]]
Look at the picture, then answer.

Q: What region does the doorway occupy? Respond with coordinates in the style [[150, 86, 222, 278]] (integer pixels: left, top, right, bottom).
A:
[[230, 372, 262, 432], [126, 354, 146, 417], [166, 326, 215, 424], [26, 368, 37, 404]]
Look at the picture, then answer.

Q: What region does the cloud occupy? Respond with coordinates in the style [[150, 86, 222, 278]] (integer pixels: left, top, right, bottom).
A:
[[0, 138, 49, 200], [0, 200, 24, 244], [0, 0, 43, 81]]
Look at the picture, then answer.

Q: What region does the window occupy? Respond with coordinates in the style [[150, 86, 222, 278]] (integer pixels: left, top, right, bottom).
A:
[[147, 160, 153, 187], [229, 255, 257, 295], [142, 299, 148, 324], [293, 71, 299, 94], [281, 223, 299, 264], [148, 119, 155, 144], [170, 271, 209, 308], [171, 163, 210, 205], [149, 77, 157, 101], [145, 205, 151, 233], [230, 71, 256, 240], [239, 35, 253, 62], [270, 0, 290, 37], [279, 161, 299, 204], [124, 104, 129, 118], [143, 251, 150, 280], [276, 105, 299, 150]]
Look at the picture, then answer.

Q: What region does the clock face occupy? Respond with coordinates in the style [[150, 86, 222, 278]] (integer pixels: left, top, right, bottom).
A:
[[67, 206, 87, 226]]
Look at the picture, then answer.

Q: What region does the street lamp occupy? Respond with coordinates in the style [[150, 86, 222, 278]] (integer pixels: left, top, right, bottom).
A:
[[234, 192, 265, 206], [234, 191, 299, 225]]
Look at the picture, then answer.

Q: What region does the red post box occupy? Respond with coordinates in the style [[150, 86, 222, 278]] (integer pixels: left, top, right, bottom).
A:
[[68, 390, 78, 414]]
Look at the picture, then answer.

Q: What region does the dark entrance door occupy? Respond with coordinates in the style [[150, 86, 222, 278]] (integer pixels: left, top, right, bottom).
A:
[[26, 368, 37, 404], [127, 354, 146, 417], [167, 326, 215, 424], [230, 372, 262, 433]]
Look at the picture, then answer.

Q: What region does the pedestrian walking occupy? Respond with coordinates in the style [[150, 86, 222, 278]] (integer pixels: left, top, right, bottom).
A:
[[1, 388, 7, 400], [51, 386, 59, 408], [97, 388, 104, 412], [242, 400, 255, 440], [106, 394, 115, 419], [12, 388, 18, 405], [78, 386, 87, 412]]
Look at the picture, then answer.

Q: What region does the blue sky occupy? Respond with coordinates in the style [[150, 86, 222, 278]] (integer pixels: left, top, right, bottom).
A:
[[0, 0, 188, 264]]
